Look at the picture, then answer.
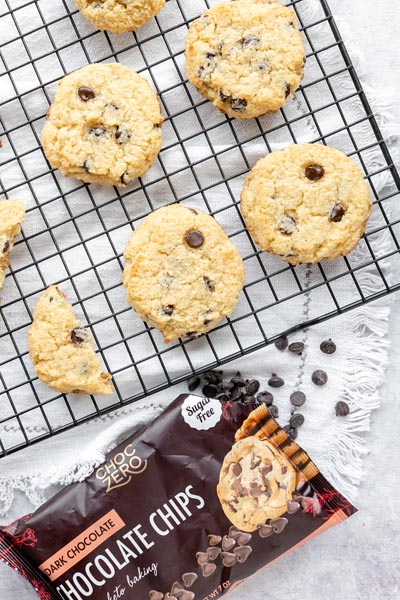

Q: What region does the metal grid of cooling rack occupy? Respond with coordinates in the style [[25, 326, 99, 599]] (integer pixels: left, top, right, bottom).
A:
[[0, 0, 400, 457]]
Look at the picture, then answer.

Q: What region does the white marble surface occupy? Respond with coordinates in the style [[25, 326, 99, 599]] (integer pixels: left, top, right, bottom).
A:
[[1, 0, 400, 598]]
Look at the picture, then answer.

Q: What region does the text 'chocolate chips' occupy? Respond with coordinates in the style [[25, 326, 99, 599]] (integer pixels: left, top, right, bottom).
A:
[[305, 164, 325, 181], [185, 230, 204, 248], [329, 205, 346, 222], [335, 401, 350, 417], [78, 86, 95, 101]]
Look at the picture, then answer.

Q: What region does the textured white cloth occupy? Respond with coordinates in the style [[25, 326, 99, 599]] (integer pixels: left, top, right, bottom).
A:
[[0, 0, 398, 563]]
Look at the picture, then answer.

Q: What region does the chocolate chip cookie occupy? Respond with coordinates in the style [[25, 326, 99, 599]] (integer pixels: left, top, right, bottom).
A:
[[74, 0, 165, 35], [28, 285, 113, 395], [185, 0, 305, 119], [217, 436, 296, 532], [241, 144, 372, 264], [0, 199, 25, 292], [122, 204, 244, 342], [42, 63, 163, 187]]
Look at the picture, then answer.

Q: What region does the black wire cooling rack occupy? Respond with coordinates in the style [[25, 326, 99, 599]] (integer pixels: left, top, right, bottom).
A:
[[0, 0, 399, 457]]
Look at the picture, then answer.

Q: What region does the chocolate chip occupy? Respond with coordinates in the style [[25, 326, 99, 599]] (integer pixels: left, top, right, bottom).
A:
[[230, 386, 242, 402], [329, 205, 345, 222], [207, 546, 221, 560], [121, 171, 131, 185], [275, 336, 288, 351], [162, 305, 174, 316], [176, 592, 194, 600], [234, 545, 253, 563], [149, 592, 164, 600], [204, 370, 222, 385], [320, 338, 337, 354], [288, 341, 304, 355], [305, 164, 325, 181], [222, 535, 236, 552], [335, 401, 350, 416], [219, 90, 230, 103], [70, 327, 89, 346], [182, 573, 198, 588], [203, 276, 215, 292], [268, 374, 284, 388], [78, 86, 95, 101], [207, 534, 222, 547], [242, 36, 260, 46], [232, 463, 242, 477], [246, 379, 260, 395], [171, 583, 183, 596], [196, 551, 209, 565], [268, 405, 279, 418], [188, 376, 201, 392], [2, 240, 10, 255], [236, 532, 252, 546], [278, 215, 296, 234], [257, 524, 274, 538], [230, 97, 248, 113], [242, 394, 256, 404], [270, 517, 288, 534], [257, 391, 274, 406], [202, 383, 218, 398], [288, 427, 298, 440], [154, 122, 162, 129], [290, 391, 306, 407], [115, 127, 131, 144], [83, 159, 92, 173], [250, 485, 262, 498], [287, 499, 301, 514], [231, 375, 245, 387], [185, 230, 204, 248], [221, 552, 237, 567], [285, 83, 291, 98], [88, 126, 106, 138], [201, 562, 216, 577], [290, 413, 304, 428], [312, 370, 328, 386], [205, 52, 216, 59]]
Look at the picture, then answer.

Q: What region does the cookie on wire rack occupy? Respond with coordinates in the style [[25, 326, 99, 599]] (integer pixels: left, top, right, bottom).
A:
[[0, 199, 25, 293], [28, 286, 113, 396], [41, 63, 163, 187], [122, 204, 245, 343], [74, 0, 166, 35], [240, 143, 372, 265], [185, 0, 305, 119]]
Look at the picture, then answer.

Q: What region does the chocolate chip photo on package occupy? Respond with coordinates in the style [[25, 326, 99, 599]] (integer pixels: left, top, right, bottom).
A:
[[0, 395, 356, 600]]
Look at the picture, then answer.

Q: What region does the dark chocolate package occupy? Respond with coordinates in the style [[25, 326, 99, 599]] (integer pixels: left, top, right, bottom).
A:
[[0, 395, 356, 600]]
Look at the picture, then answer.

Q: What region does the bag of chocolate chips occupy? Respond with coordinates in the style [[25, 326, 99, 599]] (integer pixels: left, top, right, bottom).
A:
[[0, 394, 357, 600]]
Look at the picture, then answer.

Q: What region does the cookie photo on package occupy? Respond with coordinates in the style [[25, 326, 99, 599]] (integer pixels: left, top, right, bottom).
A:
[[0, 395, 357, 600]]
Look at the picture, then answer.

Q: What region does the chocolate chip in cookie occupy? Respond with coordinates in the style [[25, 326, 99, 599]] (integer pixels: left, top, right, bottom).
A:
[[329, 204, 346, 222], [185, 230, 204, 248], [78, 86, 96, 102], [305, 164, 325, 181], [70, 327, 90, 346]]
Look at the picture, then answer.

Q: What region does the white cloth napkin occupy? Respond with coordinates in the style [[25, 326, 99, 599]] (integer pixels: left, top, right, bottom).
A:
[[0, 0, 398, 521]]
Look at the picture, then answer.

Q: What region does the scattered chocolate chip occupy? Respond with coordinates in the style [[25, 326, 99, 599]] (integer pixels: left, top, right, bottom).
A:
[[246, 379, 260, 395], [230, 386, 242, 402], [234, 545, 253, 563], [78, 86, 95, 101], [288, 427, 298, 439], [88, 126, 106, 138], [257, 523, 274, 538], [201, 562, 217, 577], [207, 534, 222, 547], [278, 215, 296, 234], [275, 336, 289, 351], [205, 52, 216, 59], [290, 413, 304, 428], [231, 375, 245, 387], [329, 205, 345, 222], [149, 592, 164, 600], [221, 552, 237, 567], [222, 535, 236, 552], [202, 383, 218, 398], [312, 370, 328, 386], [204, 370, 222, 385], [270, 517, 288, 534], [162, 305, 174, 316], [70, 327, 89, 346], [232, 463, 242, 477], [320, 338, 337, 354], [285, 83, 291, 98], [257, 391, 274, 406], [230, 97, 248, 113], [287, 499, 301, 514], [288, 341, 305, 355], [305, 164, 325, 181], [188, 376, 201, 392], [196, 551, 209, 565], [207, 546, 221, 560], [185, 230, 204, 248], [203, 276, 215, 292], [290, 391, 306, 407], [268, 373, 284, 388], [154, 122, 162, 129], [268, 405, 279, 418], [335, 401, 350, 416], [242, 394, 256, 404], [115, 127, 131, 144], [121, 171, 131, 185], [182, 573, 198, 588], [219, 90, 230, 103]]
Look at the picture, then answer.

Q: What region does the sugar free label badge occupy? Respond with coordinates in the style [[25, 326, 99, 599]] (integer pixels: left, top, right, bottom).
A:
[[182, 395, 222, 430]]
